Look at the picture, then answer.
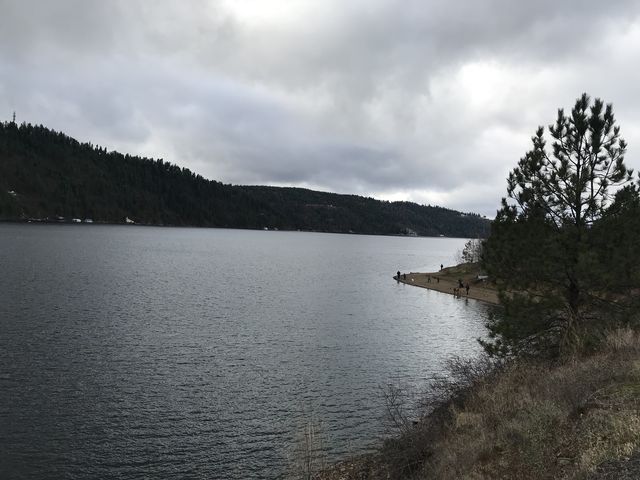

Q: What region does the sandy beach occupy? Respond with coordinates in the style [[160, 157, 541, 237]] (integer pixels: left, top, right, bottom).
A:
[[395, 267, 499, 305]]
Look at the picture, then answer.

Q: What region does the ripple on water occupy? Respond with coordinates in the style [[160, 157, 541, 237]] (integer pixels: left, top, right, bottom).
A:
[[0, 225, 489, 479]]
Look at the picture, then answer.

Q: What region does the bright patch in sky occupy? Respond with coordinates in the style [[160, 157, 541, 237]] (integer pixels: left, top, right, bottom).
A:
[[457, 61, 508, 109]]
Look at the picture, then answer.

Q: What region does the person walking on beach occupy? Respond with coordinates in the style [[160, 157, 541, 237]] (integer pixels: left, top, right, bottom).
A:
[[465, 283, 470, 295], [440, 264, 443, 270], [397, 270, 401, 281]]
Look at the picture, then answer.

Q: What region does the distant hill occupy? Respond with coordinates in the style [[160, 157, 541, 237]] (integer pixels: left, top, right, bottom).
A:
[[0, 121, 490, 237]]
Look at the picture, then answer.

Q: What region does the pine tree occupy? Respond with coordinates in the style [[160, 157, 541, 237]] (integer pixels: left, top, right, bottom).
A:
[[482, 94, 637, 356]]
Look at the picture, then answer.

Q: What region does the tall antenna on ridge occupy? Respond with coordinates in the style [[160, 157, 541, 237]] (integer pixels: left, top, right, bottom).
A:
[[12, 111, 16, 124]]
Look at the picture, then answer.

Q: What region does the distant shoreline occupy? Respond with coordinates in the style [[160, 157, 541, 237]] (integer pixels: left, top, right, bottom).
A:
[[0, 219, 476, 239]]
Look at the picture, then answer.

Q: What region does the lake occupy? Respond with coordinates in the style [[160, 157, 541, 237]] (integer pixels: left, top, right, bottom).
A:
[[0, 224, 489, 479]]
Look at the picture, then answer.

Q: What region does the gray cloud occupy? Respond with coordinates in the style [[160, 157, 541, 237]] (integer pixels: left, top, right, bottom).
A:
[[1, 0, 640, 217]]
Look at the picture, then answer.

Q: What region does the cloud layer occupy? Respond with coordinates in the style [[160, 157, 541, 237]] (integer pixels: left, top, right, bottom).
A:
[[2, 0, 640, 216]]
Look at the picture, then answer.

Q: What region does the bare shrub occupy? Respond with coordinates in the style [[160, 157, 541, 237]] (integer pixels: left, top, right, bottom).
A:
[[426, 355, 502, 407], [375, 354, 502, 479], [381, 383, 413, 434], [288, 414, 327, 480]]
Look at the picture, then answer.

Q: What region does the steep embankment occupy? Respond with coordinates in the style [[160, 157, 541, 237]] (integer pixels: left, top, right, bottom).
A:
[[0, 121, 490, 237], [317, 329, 640, 480]]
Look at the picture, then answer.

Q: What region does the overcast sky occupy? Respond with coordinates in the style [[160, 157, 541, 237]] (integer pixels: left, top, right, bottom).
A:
[[1, 0, 640, 217]]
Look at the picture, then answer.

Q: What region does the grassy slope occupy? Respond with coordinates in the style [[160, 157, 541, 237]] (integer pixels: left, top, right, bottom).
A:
[[317, 329, 640, 480]]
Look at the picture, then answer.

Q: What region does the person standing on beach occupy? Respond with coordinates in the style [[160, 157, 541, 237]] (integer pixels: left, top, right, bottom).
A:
[[465, 283, 470, 295], [440, 264, 443, 270], [397, 270, 401, 280]]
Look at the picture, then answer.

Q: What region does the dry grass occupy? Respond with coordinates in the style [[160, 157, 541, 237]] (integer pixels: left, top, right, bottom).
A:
[[425, 328, 640, 480], [316, 328, 640, 480], [434, 262, 489, 287]]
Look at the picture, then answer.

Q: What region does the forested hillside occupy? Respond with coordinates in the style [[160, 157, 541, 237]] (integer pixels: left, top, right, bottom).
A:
[[0, 121, 490, 237]]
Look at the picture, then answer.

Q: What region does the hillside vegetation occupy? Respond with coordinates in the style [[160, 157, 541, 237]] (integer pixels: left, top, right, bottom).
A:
[[0, 121, 489, 237]]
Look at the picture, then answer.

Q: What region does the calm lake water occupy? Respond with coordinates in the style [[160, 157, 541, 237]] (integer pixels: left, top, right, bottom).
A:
[[0, 224, 489, 479]]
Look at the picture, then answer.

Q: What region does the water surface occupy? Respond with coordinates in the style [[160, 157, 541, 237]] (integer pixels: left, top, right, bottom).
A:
[[0, 224, 488, 478]]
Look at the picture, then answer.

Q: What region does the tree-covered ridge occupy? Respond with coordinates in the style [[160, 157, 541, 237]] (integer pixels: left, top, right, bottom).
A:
[[0, 121, 490, 237]]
